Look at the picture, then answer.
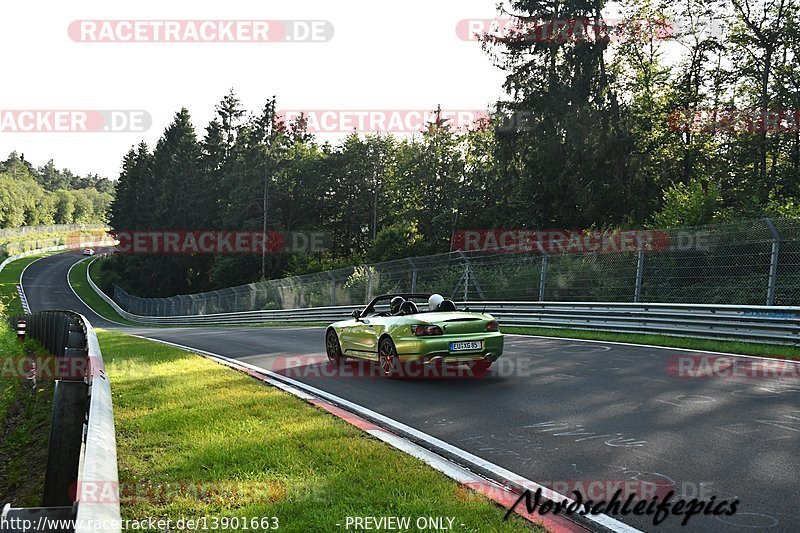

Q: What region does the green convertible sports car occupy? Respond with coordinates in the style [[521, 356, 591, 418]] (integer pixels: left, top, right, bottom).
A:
[[325, 293, 504, 378]]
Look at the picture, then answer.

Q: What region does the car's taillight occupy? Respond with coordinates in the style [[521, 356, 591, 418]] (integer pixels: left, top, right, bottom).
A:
[[412, 325, 443, 336], [485, 321, 499, 332]]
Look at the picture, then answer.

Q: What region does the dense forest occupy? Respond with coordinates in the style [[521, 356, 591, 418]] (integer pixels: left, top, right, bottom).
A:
[[0, 152, 114, 228], [104, 0, 800, 298]]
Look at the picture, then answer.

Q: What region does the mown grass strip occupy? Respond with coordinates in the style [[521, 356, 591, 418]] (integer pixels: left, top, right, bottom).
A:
[[100, 331, 536, 532], [68, 258, 136, 325], [0, 252, 59, 317], [503, 325, 800, 359]]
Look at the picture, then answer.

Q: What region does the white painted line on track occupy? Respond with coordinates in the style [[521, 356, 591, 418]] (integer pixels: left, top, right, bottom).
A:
[[65, 257, 129, 327], [17, 254, 40, 312]]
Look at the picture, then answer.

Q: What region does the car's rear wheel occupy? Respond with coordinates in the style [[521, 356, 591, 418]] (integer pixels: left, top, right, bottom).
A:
[[326, 330, 344, 365], [378, 337, 400, 378]]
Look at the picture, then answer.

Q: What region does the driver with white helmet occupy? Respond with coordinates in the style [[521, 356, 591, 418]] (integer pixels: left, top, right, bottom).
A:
[[428, 294, 444, 312]]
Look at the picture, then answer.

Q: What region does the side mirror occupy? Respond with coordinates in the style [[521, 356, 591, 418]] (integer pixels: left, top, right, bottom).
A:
[[351, 309, 362, 320]]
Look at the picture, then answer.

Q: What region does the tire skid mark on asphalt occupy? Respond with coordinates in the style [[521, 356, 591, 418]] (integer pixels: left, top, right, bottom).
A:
[[524, 421, 647, 448]]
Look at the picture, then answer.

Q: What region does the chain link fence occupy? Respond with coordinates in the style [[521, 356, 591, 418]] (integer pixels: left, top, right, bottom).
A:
[[110, 218, 800, 316]]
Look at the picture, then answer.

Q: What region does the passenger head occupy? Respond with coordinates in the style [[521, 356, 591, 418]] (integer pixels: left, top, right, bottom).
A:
[[428, 294, 444, 311]]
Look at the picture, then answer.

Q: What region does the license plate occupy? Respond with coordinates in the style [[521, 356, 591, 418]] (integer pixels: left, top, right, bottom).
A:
[[449, 341, 483, 352]]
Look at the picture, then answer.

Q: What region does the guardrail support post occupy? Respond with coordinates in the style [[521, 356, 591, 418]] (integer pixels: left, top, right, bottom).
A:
[[326, 272, 337, 306], [539, 255, 548, 302], [364, 266, 374, 301], [406, 258, 417, 293], [764, 218, 780, 306], [634, 249, 645, 303], [43, 381, 88, 507]]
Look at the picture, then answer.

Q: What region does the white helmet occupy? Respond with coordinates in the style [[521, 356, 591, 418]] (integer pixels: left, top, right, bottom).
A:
[[428, 294, 444, 312]]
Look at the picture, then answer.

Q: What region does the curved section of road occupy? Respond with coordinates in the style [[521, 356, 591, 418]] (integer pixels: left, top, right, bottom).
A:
[[22, 251, 117, 328], [22, 253, 800, 532]]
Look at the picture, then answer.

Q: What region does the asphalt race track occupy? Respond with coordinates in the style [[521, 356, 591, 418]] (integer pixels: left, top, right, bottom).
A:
[[22, 252, 800, 532]]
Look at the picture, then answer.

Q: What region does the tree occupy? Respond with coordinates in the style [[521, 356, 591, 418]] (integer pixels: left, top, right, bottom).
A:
[[649, 178, 723, 227], [53, 190, 75, 223], [38, 159, 70, 191], [0, 177, 26, 227]]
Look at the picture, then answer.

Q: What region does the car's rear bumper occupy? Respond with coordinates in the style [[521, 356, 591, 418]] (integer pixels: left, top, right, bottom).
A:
[[394, 332, 504, 364]]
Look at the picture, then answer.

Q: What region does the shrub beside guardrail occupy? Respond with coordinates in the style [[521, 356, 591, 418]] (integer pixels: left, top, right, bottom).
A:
[[1, 312, 120, 533]]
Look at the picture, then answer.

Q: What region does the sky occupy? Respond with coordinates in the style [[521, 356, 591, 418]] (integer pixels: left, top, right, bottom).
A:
[[0, 1, 509, 180]]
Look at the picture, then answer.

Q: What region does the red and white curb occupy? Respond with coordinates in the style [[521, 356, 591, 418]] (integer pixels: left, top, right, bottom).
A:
[[133, 335, 640, 533], [16, 284, 30, 314]]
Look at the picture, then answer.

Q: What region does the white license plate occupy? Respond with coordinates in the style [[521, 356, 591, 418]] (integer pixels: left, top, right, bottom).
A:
[[449, 341, 483, 352]]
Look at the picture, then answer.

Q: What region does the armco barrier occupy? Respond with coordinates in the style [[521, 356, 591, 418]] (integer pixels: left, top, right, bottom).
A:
[[84, 260, 800, 345], [470, 301, 800, 346], [1, 312, 120, 533]]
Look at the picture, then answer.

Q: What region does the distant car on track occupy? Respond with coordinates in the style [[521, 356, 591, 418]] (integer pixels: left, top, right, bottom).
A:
[[82, 248, 95, 256], [326, 293, 503, 378]]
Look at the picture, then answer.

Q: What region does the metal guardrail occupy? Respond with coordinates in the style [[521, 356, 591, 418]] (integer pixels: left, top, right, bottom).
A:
[[0, 245, 74, 274], [85, 261, 800, 345], [1, 312, 120, 533], [468, 301, 800, 346]]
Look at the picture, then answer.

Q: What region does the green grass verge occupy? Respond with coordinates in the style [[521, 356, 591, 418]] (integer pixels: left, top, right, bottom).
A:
[[0, 252, 59, 317], [0, 322, 54, 506], [100, 331, 536, 532], [0, 252, 59, 506], [503, 326, 800, 359], [68, 258, 137, 325], [0, 328, 24, 427]]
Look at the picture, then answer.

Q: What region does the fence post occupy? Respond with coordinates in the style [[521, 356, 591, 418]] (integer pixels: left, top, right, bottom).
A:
[[406, 258, 417, 293], [764, 218, 780, 306], [456, 251, 485, 301], [539, 255, 548, 302], [634, 249, 645, 303], [327, 272, 337, 306], [364, 266, 374, 301]]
